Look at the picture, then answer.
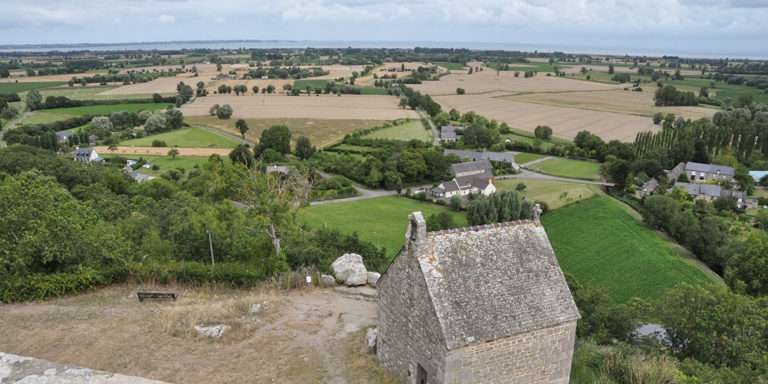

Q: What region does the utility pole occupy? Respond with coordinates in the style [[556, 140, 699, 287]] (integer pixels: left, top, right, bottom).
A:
[[206, 229, 215, 268]]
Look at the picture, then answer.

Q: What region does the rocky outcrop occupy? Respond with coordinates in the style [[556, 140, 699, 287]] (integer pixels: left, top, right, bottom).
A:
[[194, 324, 229, 339], [331, 253, 368, 286], [0, 352, 170, 383], [366, 327, 378, 353], [320, 274, 336, 287]]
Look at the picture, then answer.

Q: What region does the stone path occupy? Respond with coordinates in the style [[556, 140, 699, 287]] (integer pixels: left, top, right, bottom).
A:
[[0, 352, 171, 384]]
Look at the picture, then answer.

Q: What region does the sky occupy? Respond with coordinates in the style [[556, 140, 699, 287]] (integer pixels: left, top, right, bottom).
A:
[[2, 0, 768, 58]]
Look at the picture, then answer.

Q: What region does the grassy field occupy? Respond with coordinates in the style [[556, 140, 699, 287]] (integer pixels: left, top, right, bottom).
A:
[[41, 86, 166, 100], [363, 119, 432, 141], [0, 81, 68, 93], [495, 179, 602, 210], [329, 144, 385, 154], [434, 62, 465, 70], [21, 102, 171, 125], [358, 87, 389, 95], [299, 196, 467, 257], [189, 116, 386, 148], [542, 197, 722, 303], [514, 152, 548, 164], [293, 79, 332, 89], [102, 154, 212, 174], [119, 127, 240, 148], [527, 157, 603, 180]]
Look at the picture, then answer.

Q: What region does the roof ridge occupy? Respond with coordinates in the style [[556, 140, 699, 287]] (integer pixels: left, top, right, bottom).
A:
[[427, 219, 539, 236]]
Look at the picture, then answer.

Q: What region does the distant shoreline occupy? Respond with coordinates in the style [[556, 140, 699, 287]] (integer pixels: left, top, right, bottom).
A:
[[0, 39, 764, 60]]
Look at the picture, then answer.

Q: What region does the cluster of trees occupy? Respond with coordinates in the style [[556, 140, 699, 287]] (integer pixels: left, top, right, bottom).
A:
[[398, 87, 441, 117], [0, 145, 388, 302], [654, 85, 699, 106], [25, 92, 175, 111], [228, 125, 315, 167], [314, 141, 456, 190], [634, 106, 768, 166], [208, 104, 233, 120], [67, 71, 176, 86], [466, 191, 534, 225], [246, 66, 328, 80]]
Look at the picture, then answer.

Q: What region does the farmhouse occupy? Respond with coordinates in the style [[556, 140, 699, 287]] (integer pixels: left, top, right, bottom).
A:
[[667, 161, 735, 183], [444, 149, 520, 171], [432, 159, 496, 198], [439, 125, 459, 143], [72, 147, 102, 163], [674, 182, 756, 209], [377, 212, 580, 384]]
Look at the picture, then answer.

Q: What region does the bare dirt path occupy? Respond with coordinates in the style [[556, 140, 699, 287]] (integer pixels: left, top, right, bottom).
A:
[[0, 285, 392, 384]]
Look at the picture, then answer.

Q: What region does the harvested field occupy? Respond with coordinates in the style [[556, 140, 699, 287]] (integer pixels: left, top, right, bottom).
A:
[[95, 146, 232, 157], [498, 89, 717, 119], [0, 284, 394, 384], [97, 75, 196, 96], [188, 116, 385, 148], [180, 95, 417, 120], [434, 92, 659, 141], [412, 70, 619, 96]]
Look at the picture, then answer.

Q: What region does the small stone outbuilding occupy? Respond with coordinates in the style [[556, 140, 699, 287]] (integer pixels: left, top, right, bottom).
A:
[[376, 212, 579, 384]]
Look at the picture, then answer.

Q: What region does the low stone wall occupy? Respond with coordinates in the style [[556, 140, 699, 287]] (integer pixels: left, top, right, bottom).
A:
[[0, 352, 171, 384]]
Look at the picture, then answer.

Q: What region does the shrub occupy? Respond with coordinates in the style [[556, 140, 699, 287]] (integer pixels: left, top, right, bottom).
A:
[[152, 140, 168, 147], [216, 104, 233, 119], [0, 266, 125, 303]]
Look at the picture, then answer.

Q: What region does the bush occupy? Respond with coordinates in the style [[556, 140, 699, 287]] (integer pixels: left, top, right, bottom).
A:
[[128, 261, 266, 287], [0, 266, 125, 303], [216, 104, 233, 119], [152, 140, 167, 147]]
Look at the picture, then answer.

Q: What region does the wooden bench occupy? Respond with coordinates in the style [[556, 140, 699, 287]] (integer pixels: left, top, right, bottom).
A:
[[137, 291, 177, 302]]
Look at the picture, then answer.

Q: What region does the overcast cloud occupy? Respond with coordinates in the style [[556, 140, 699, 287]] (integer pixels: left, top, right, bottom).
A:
[[2, 0, 768, 57]]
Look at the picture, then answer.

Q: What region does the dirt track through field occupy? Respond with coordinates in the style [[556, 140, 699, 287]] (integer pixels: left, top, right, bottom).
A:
[[95, 146, 231, 157], [180, 94, 418, 120]]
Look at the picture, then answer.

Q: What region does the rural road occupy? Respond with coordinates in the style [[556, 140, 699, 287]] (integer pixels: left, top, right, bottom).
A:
[[497, 169, 615, 186], [417, 109, 440, 146]]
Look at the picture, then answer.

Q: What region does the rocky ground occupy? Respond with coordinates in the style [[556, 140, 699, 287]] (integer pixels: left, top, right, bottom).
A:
[[0, 284, 395, 384]]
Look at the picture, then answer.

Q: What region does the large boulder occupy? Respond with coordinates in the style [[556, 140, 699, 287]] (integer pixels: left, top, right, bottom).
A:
[[331, 253, 368, 286], [367, 272, 381, 286]]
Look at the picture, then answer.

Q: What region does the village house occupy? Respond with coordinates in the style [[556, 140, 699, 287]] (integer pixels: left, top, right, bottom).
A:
[[667, 161, 735, 183], [432, 159, 496, 198], [674, 182, 756, 209], [439, 125, 459, 143], [377, 212, 580, 384], [72, 147, 102, 163]]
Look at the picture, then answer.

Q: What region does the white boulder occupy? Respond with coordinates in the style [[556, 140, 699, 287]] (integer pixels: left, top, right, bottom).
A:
[[367, 272, 381, 286], [194, 324, 229, 339], [331, 253, 368, 286]]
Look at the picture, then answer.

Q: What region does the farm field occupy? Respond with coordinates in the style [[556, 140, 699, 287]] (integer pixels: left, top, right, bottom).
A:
[[495, 179, 602, 210], [542, 197, 722, 303], [180, 95, 417, 121], [119, 127, 240, 148], [527, 157, 603, 180], [412, 70, 618, 96], [41, 85, 166, 100], [102, 154, 212, 173], [189, 116, 385, 148], [299, 196, 467, 257], [20, 102, 171, 125], [514, 152, 548, 164], [293, 79, 332, 89], [498, 88, 717, 119], [435, 92, 658, 141], [434, 62, 465, 70], [363, 119, 431, 141], [0, 81, 68, 93], [94, 146, 232, 157]]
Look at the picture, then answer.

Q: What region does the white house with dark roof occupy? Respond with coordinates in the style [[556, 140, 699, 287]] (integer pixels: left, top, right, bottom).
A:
[[72, 147, 102, 163], [432, 159, 496, 198], [444, 149, 520, 170], [377, 212, 579, 384], [666, 161, 735, 183]]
